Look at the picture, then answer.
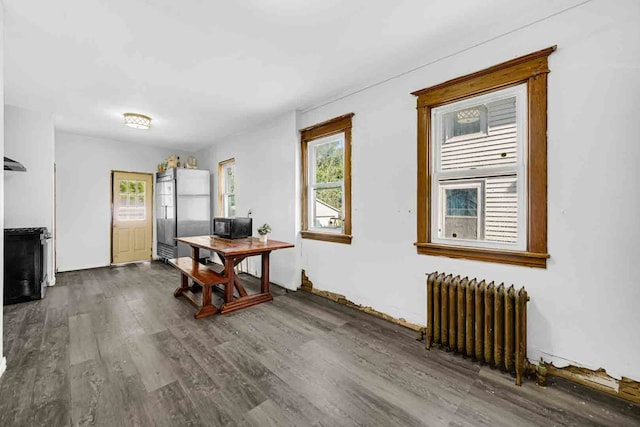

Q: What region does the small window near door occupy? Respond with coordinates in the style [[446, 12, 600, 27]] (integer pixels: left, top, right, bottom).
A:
[[218, 158, 235, 217]]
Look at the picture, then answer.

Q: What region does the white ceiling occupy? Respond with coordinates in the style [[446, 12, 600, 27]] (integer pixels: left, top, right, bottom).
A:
[[4, 0, 585, 151]]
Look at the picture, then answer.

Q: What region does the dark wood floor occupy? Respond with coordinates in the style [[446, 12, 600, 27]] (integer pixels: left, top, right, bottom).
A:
[[1, 262, 639, 426]]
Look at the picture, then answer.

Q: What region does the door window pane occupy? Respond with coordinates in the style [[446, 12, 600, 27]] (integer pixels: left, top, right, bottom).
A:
[[118, 179, 146, 221]]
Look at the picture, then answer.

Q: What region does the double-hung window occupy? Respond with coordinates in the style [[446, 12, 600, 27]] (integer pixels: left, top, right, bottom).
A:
[[300, 114, 353, 244], [432, 84, 527, 250], [413, 47, 555, 267], [218, 158, 235, 217], [308, 134, 345, 231]]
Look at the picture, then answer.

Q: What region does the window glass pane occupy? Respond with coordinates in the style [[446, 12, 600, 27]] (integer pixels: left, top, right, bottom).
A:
[[439, 95, 517, 171], [485, 176, 518, 244], [443, 186, 479, 240], [449, 106, 485, 137], [439, 176, 519, 244], [446, 188, 477, 216], [225, 166, 235, 193], [314, 138, 343, 184], [117, 179, 146, 221], [313, 187, 342, 230], [226, 194, 236, 217]]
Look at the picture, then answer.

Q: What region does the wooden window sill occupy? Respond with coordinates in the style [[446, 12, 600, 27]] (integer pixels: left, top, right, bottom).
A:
[[414, 242, 549, 268], [301, 231, 352, 245]]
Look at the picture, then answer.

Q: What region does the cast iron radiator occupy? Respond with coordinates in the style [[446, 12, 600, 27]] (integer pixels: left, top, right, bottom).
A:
[[426, 272, 530, 385]]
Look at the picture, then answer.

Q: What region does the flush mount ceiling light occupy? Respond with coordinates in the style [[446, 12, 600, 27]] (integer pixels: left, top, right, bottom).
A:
[[123, 112, 152, 129]]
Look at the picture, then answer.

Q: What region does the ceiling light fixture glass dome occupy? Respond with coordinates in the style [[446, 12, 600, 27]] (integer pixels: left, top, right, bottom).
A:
[[123, 112, 152, 129]]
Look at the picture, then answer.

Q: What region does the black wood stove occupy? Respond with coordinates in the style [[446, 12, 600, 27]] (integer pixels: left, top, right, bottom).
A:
[[4, 227, 51, 305]]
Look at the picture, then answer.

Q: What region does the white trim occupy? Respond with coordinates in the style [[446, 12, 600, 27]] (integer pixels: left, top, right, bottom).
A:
[[0, 357, 6, 378]]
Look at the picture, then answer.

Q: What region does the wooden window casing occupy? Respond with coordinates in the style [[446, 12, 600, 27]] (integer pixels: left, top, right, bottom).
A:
[[300, 113, 354, 244], [413, 47, 555, 268]]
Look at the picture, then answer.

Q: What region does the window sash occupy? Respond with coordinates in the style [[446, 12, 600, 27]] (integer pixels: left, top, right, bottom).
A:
[[218, 159, 235, 218], [430, 84, 527, 250], [308, 133, 345, 233], [309, 184, 343, 232]]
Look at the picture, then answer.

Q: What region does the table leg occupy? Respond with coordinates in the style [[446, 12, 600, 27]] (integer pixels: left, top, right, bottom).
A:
[[173, 273, 189, 297], [195, 284, 217, 319], [261, 251, 270, 294], [192, 246, 200, 261], [230, 255, 248, 297], [234, 277, 249, 297], [224, 256, 235, 303], [219, 252, 273, 314]]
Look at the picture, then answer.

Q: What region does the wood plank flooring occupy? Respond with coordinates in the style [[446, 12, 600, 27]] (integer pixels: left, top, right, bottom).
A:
[[1, 261, 639, 426]]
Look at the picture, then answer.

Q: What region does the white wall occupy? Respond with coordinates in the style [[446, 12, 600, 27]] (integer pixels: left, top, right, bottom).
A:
[[199, 0, 640, 381], [0, 1, 6, 378], [4, 105, 55, 285], [55, 131, 195, 271], [298, 0, 640, 380], [197, 111, 300, 289]]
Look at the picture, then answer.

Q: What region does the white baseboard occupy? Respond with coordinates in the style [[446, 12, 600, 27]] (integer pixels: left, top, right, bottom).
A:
[[0, 356, 6, 378]]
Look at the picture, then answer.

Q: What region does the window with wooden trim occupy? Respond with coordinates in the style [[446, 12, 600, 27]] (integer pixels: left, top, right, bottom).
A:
[[413, 47, 555, 268], [300, 114, 353, 244], [218, 158, 235, 218]]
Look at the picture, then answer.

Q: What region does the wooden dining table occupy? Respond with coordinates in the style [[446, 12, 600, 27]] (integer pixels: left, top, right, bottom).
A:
[[169, 235, 294, 318]]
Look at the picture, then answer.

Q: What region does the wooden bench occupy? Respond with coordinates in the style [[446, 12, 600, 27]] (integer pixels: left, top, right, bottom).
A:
[[168, 257, 227, 318]]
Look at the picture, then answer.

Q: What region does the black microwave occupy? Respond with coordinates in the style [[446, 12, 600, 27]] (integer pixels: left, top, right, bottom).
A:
[[213, 217, 252, 239]]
